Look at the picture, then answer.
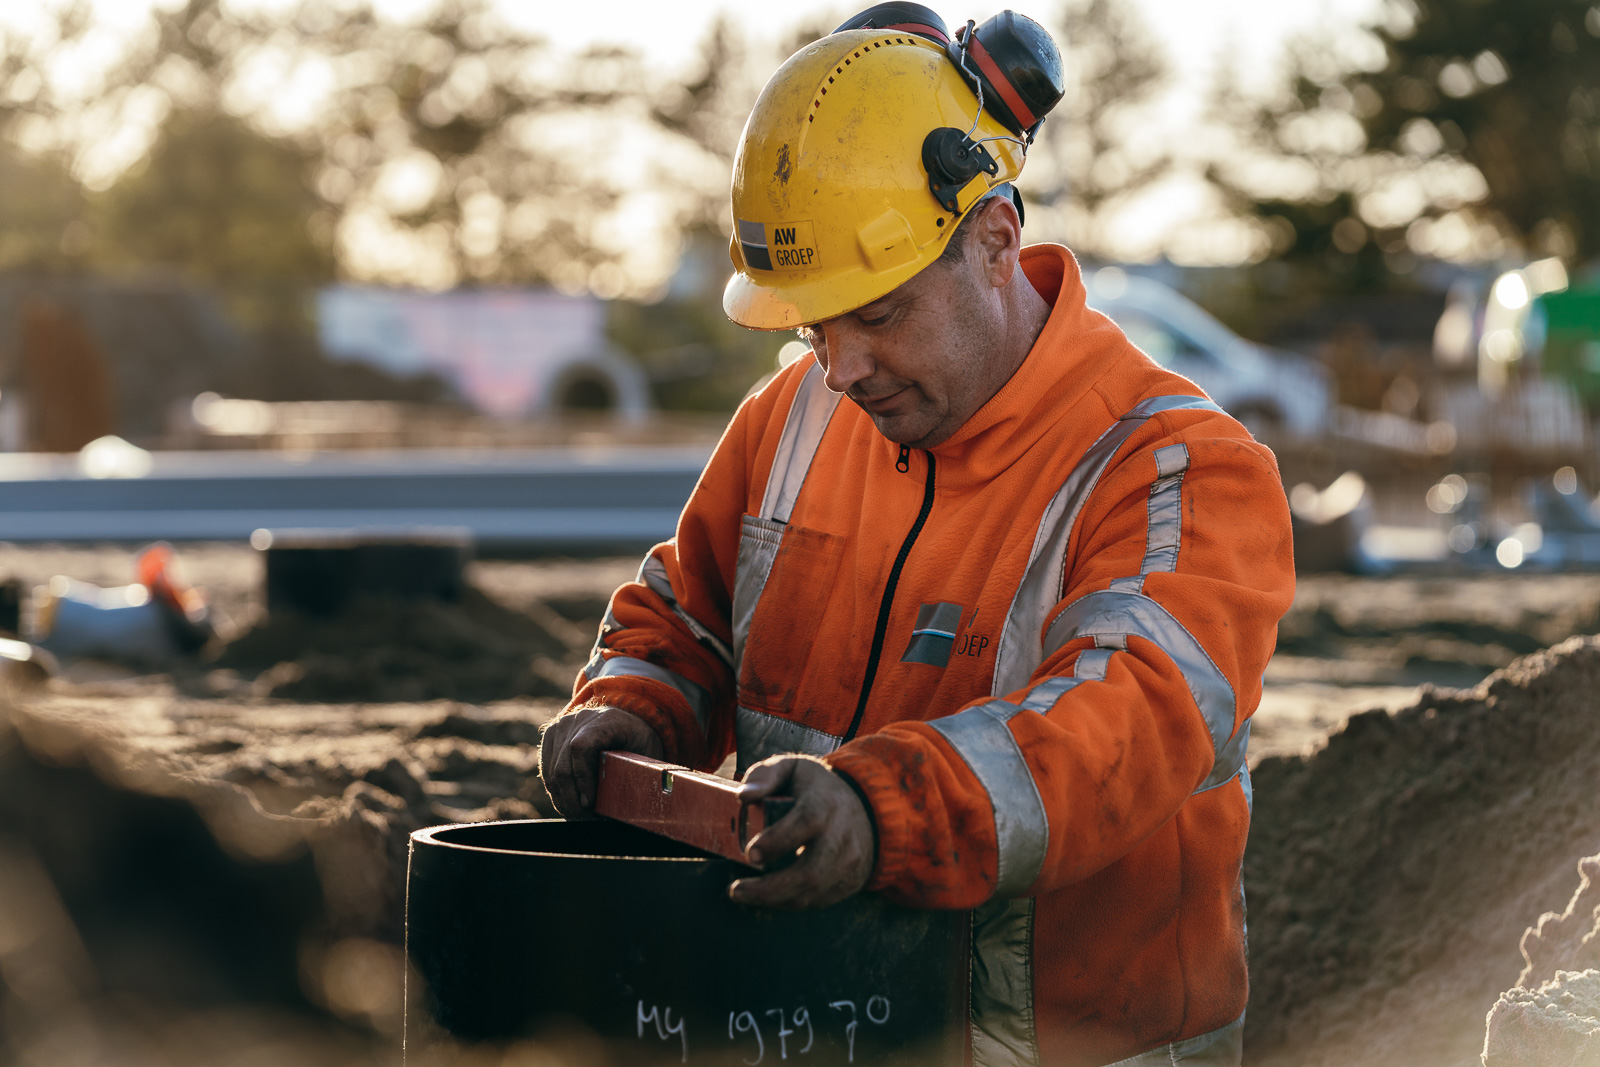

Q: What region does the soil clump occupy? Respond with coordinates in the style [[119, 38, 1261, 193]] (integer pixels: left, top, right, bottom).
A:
[[213, 587, 574, 703], [1483, 968, 1600, 1065], [1245, 636, 1600, 1066], [1481, 852, 1600, 1064], [1518, 853, 1600, 990]]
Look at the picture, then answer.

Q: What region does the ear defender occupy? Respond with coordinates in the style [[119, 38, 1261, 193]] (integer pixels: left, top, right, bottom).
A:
[[931, 9, 1067, 218], [831, 6, 1064, 219], [832, 2, 952, 43], [953, 12, 1064, 139]]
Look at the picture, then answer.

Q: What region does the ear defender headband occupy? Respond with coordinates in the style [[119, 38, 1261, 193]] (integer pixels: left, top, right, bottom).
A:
[[832, 4, 1065, 221]]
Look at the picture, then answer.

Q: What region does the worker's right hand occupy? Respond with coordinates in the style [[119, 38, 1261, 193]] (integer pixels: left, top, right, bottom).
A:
[[538, 705, 664, 819]]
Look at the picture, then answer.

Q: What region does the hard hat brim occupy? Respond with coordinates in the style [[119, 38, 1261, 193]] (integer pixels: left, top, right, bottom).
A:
[[723, 253, 934, 331]]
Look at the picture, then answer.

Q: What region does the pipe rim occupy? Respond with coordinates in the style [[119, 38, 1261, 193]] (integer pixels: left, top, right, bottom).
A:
[[410, 818, 713, 863]]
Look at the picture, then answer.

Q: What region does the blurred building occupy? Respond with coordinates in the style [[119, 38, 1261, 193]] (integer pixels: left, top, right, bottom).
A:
[[316, 287, 650, 421]]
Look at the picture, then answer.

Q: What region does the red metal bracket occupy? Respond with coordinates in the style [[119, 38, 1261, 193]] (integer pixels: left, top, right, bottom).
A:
[[593, 752, 792, 866]]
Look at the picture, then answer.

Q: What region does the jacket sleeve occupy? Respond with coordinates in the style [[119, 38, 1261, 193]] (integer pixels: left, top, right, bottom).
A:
[[563, 370, 797, 770], [824, 410, 1296, 907]]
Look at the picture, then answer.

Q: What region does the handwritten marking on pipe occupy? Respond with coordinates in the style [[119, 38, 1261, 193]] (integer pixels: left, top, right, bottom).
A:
[[793, 1007, 815, 1055], [637, 996, 890, 1062], [766, 1009, 796, 1059], [829, 1000, 858, 1063], [731, 1010, 764, 1064], [637, 1001, 688, 1063]]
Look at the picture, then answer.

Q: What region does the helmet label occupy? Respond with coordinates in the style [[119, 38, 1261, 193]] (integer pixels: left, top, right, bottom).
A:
[[737, 218, 818, 272]]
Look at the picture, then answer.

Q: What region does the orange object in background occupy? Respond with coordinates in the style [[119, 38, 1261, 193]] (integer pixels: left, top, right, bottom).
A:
[[136, 543, 212, 649], [138, 543, 202, 620]]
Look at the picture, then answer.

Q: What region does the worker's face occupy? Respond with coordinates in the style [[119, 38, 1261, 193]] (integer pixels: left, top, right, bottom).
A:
[[797, 206, 1012, 450]]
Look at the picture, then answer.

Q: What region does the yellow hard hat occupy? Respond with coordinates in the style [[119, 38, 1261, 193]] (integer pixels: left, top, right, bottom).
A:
[[723, 14, 1053, 331]]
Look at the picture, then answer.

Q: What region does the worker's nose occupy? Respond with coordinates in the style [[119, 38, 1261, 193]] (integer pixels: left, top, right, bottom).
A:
[[817, 320, 874, 395]]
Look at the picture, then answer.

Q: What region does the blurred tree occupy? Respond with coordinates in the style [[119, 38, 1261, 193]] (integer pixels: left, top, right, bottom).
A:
[[0, 3, 93, 273], [95, 110, 332, 325], [1213, 0, 1600, 272], [0, 0, 660, 293], [1351, 0, 1600, 262], [292, 0, 648, 289], [1205, 125, 1411, 299], [1022, 0, 1172, 256], [0, 144, 86, 273]]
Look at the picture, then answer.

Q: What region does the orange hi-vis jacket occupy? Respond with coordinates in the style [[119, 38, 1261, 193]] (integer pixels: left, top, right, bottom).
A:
[[569, 244, 1296, 1067]]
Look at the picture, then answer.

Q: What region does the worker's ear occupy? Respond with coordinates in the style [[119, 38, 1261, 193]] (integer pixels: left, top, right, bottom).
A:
[[967, 195, 1023, 290]]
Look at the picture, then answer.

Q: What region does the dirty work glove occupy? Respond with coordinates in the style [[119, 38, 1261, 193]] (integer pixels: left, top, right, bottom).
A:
[[538, 705, 664, 819], [730, 755, 876, 910]]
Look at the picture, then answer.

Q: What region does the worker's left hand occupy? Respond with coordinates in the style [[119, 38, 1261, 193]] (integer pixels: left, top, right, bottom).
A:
[[729, 756, 875, 910]]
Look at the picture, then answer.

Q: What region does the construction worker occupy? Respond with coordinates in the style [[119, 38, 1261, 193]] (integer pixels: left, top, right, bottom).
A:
[[540, 6, 1294, 1065]]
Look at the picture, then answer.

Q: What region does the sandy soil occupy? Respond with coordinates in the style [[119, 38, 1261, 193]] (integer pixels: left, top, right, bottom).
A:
[[5, 543, 1600, 1065], [1245, 638, 1600, 1067]]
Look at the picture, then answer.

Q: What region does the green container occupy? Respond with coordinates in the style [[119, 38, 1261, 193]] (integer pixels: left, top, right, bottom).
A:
[[1537, 289, 1600, 405]]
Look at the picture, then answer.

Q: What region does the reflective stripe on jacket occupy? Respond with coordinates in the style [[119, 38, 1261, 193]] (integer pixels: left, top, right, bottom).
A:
[[568, 243, 1296, 1066]]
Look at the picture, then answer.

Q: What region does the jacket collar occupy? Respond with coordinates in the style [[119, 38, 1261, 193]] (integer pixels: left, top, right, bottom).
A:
[[923, 243, 1123, 490]]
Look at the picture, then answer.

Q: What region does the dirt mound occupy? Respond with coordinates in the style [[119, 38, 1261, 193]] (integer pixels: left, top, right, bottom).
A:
[[214, 589, 575, 703], [1484, 969, 1600, 1066], [1245, 636, 1600, 1066]]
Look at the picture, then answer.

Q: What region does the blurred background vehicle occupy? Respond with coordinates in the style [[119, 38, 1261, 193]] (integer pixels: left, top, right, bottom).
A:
[[1085, 265, 1331, 437]]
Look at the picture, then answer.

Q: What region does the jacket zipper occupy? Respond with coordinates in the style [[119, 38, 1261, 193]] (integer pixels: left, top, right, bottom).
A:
[[842, 449, 937, 742]]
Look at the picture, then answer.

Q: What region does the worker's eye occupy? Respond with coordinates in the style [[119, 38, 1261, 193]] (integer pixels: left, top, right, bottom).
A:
[[857, 307, 895, 328]]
